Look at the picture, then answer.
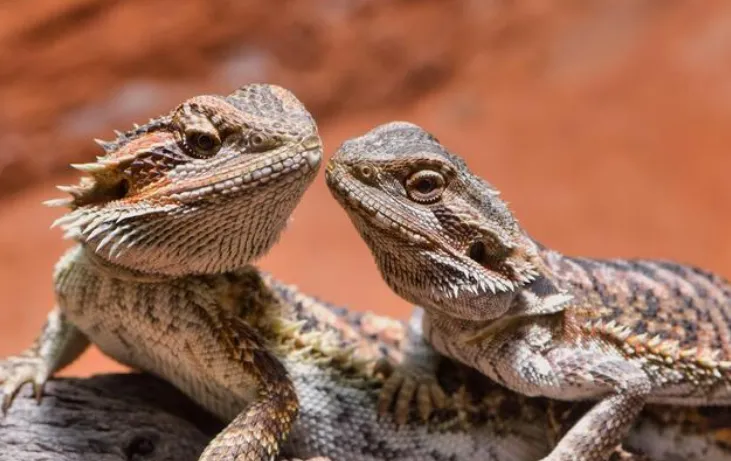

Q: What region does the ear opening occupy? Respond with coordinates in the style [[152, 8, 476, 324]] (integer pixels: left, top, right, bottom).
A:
[[67, 176, 131, 209], [466, 236, 540, 290], [466, 239, 512, 271], [55, 156, 135, 210], [111, 178, 130, 200], [467, 240, 488, 264]]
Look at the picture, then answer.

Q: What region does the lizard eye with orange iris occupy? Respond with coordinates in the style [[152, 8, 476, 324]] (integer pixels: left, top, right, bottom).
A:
[[405, 170, 445, 203]]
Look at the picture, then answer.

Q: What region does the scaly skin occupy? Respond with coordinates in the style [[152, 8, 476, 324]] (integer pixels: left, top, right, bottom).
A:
[[325, 121, 731, 461], [0, 84, 323, 461], [5, 266, 731, 460], [2, 100, 731, 461], [183, 268, 731, 461]]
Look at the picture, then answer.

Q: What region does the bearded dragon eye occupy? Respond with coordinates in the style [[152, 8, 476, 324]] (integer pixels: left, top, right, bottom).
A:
[[405, 170, 445, 203], [195, 133, 215, 151], [185, 130, 221, 157]]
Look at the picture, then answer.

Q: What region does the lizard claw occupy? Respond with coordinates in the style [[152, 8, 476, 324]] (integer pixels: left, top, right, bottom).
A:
[[375, 359, 448, 425], [0, 354, 50, 415], [608, 446, 651, 461]]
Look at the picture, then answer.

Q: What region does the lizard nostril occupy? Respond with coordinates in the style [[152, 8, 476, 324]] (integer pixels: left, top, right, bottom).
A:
[[302, 134, 321, 151]]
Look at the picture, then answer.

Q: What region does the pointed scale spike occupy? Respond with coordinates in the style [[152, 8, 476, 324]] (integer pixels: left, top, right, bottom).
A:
[[647, 335, 663, 349], [43, 198, 73, 208], [108, 229, 136, 260], [62, 229, 81, 240], [82, 213, 111, 237], [85, 223, 111, 242], [70, 162, 109, 174], [96, 227, 122, 253], [115, 209, 153, 224], [94, 139, 116, 153], [67, 212, 96, 230], [51, 211, 82, 230], [278, 320, 308, 336], [56, 184, 82, 195]]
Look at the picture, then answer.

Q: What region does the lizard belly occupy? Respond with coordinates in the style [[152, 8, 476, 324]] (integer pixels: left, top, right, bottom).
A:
[[56, 251, 255, 423], [72, 310, 250, 421]]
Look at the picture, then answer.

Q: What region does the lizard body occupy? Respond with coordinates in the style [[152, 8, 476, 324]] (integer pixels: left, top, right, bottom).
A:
[[1, 83, 323, 461], [326, 121, 731, 461], [270, 273, 731, 461], [6, 263, 730, 460], [0, 85, 552, 461], [1, 94, 731, 461]]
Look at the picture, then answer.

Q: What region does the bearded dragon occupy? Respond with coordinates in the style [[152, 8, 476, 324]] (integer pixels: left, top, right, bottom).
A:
[[2, 96, 730, 461], [326, 121, 731, 461], [0, 83, 323, 461]]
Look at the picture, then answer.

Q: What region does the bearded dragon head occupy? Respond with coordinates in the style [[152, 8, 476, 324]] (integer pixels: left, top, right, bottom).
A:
[[326, 122, 569, 321], [49, 84, 322, 276]]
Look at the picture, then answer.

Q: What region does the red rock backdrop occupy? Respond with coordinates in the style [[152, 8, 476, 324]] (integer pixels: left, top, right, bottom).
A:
[[0, 0, 729, 375]]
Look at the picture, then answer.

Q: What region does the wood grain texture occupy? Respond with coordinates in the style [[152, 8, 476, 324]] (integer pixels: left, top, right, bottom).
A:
[[0, 374, 221, 461]]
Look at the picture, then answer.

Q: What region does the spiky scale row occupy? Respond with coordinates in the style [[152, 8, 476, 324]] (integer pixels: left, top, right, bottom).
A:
[[588, 318, 731, 375], [45, 119, 168, 210]]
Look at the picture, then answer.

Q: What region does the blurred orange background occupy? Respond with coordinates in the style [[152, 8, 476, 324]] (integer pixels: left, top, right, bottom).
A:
[[0, 1, 729, 377]]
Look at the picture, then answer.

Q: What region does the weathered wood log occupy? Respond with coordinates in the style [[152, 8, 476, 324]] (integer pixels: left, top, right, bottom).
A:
[[0, 373, 222, 461]]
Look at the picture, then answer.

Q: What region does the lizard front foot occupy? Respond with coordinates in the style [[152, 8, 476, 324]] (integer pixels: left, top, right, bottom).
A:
[[375, 358, 448, 425], [0, 353, 49, 414]]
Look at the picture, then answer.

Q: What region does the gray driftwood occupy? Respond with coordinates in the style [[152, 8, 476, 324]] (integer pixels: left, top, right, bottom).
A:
[[0, 373, 222, 461]]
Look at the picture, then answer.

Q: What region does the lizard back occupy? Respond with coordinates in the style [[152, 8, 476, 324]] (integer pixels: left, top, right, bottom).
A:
[[544, 249, 731, 402]]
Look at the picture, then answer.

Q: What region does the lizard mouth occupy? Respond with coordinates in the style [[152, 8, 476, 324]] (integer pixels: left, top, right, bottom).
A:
[[326, 163, 524, 296]]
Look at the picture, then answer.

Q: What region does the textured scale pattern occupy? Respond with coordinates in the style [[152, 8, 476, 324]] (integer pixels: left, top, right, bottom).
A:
[[552, 255, 731, 360], [326, 121, 731, 461], [254, 274, 731, 461], [2, 91, 731, 461], [1, 83, 324, 461]]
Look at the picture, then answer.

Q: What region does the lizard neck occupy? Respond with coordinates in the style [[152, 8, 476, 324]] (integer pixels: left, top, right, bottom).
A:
[[79, 244, 177, 284]]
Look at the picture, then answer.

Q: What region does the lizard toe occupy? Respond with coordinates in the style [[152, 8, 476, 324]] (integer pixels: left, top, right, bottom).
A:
[[608, 445, 651, 461], [372, 357, 395, 378], [416, 384, 433, 421], [415, 381, 449, 421], [394, 373, 418, 425], [378, 372, 405, 418], [378, 367, 446, 425], [0, 355, 50, 414]]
